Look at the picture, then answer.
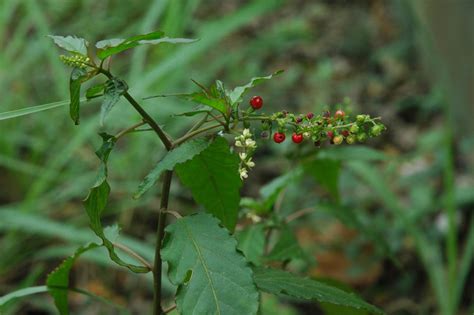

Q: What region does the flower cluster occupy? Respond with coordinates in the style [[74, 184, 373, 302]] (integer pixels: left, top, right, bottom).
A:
[[59, 54, 90, 69], [235, 129, 257, 180]]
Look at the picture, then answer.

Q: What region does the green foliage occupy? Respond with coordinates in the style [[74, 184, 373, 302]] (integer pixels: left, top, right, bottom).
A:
[[83, 134, 149, 273], [304, 158, 341, 200], [69, 68, 88, 125], [95, 31, 196, 59], [134, 138, 211, 199], [253, 267, 384, 315], [100, 78, 128, 126], [266, 226, 306, 263], [0, 286, 49, 307], [46, 243, 99, 315], [184, 91, 228, 114], [48, 35, 89, 56], [175, 137, 242, 230], [85, 83, 105, 100], [237, 223, 266, 265], [161, 213, 259, 315], [228, 70, 283, 106]]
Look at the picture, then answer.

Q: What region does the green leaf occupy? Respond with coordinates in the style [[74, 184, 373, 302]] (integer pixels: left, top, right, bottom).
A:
[[48, 35, 89, 55], [175, 137, 242, 230], [253, 267, 384, 315], [100, 78, 128, 126], [228, 70, 283, 106], [134, 138, 211, 199], [317, 146, 387, 161], [266, 226, 306, 262], [161, 213, 259, 315], [0, 286, 48, 306], [304, 159, 341, 200], [0, 99, 72, 121], [46, 243, 99, 315], [237, 224, 265, 265], [69, 68, 88, 125], [184, 91, 228, 114], [86, 83, 105, 99], [95, 30, 197, 60], [172, 107, 211, 117], [83, 134, 149, 273]]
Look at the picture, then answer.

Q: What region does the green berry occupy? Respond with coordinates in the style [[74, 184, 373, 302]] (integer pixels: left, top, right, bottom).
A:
[[346, 135, 356, 144], [371, 125, 383, 136], [350, 124, 359, 133], [356, 115, 366, 123], [333, 135, 343, 145], [357, 132, 367, 142]]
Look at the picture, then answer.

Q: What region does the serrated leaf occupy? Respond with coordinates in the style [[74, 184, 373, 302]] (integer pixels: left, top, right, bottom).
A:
[[48, 35, 89, 55], [161, 213, 259, 315], [228, 70, 283, 106], [317, 146, 387, 161], [304, 159, 341, 201], [184, 91, 228, 114], [69, 68, 88, 125], [253, 267, 384, 315], [86, 83, 105, 99], [237, 223, 265, 265], [134, 138, 211, 199], [46, 243, 99, 315], [266, 226, 306, 262], [95, 30, 196, 59], [175, 137, 242, 230], [100, 78, 128, 126], [83, 134, 149, 273]]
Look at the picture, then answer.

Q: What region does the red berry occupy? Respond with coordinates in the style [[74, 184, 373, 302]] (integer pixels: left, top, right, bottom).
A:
[[273, 132, 286, 143], [249, 96, 263, 109], [341, 130, 350, 137], [326, 131, 334, 139], [292, 133, 304, 144], [335, 110, 345, 119], [306, 112, 314, 119], [295, 116, 303, 123]]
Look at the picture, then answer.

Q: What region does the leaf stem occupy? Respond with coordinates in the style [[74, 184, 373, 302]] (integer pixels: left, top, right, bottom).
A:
[[174, 123, 222, 146], [113, 242, 152, 270], [153, 170, 173, 315], [115, 121, 146, 140]]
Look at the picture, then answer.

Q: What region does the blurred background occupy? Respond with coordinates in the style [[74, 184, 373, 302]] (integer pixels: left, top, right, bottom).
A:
[[0, 0, 473, 314]]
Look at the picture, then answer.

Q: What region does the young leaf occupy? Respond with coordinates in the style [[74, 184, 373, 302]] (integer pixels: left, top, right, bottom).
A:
[[175, 137, 242, 231], [69, 68, 88, 125], [184, 91, 228, 114], [134, 138, 211, 199], [83, 134, 149, 273], [100, 78, 128, 126], [161, 213, 259, 315], [266, 226, 306, 262], [304, 158, 341, 201], [237, 223, 266, 265], [48, 35, 89, 56], [253, 267, 384, 315], [95, 31, 196, 59], [86, 83, 105, 100], [228, 70, 283, 106], [47, 243, 99, 315]]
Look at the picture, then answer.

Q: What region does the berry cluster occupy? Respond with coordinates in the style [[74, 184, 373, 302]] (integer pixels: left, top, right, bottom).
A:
[[59, 54, 90, 69], [244, 96, 385, 147]]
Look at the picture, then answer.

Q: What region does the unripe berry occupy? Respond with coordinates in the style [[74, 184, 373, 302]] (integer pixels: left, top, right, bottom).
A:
[[350, 124, 359, 133], [295, 116, 303, 123], [356, 115, 366, 123], [260, 131, 269, 139], [273, 132, 286, 143], [357, 132, 367, 142], [303, 132, 311, 139], [341, 130, 350, 137], [249, 96, 263, 109], [346, 135, 356, 144], [323, 111, 331, 118], [371, 125, 383, 136], [333, 135, 343, 145], [306, 112, 314, 119], [334, 110, 345, 119], [326, 131, 334, 139], [292, 133, 304, 144]]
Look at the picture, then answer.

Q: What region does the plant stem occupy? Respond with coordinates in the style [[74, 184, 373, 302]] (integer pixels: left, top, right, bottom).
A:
[[174, 123, 222, 146], [153, 170, 173, 315], [115, 121, 146, 139], [113, 242, 152, 270]]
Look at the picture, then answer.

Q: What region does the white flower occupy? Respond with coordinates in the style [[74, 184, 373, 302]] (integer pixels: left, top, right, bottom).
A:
[[239, 168, 248, 180], [235, 140, 243, 147], [245, 138, 256, 148], [242, 128, 252, 138], [239, 152, 247, 160], [246, 212, 262, 223], [246, 158, 255, 168]]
